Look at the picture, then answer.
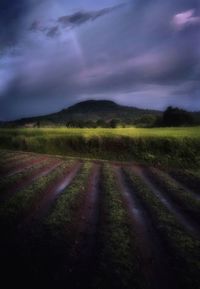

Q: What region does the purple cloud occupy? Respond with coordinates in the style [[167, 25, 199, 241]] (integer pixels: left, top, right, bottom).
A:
[[172, 9, 200, 30]]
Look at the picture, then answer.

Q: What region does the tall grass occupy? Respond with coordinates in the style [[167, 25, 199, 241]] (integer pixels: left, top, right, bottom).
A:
[[0, 127, 199, 167]]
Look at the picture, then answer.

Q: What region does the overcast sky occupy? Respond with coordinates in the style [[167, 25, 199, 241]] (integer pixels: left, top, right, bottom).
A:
[[0, 0, 199, 120]]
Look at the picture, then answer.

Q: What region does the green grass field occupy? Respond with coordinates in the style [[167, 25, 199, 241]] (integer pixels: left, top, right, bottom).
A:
[[0, 127, 200, 168], [1, 126, 200, 138]]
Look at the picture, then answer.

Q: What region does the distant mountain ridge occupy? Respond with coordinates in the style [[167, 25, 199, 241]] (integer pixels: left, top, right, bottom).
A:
[[7, 99, 161, 125], [2, 99, 200, 127]]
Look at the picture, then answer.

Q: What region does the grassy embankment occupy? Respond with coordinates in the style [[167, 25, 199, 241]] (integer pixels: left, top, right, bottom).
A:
[[0, 127, 200, 167]]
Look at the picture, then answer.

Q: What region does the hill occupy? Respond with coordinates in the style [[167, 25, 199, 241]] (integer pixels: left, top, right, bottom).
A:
[[7, 100, 161, 127]]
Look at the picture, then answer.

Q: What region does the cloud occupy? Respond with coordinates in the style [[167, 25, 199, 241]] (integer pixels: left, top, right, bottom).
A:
[[0, 0, 199, 120], [0, 0, 27, 50], [58, 4, 124, 27], [46, 26, 60, 37], [58, 11, 92, 27], [29, 3, 125, 37], [29, 20, 42, 32], [172, 9, 200, 30], [2, 43, 197, 120]]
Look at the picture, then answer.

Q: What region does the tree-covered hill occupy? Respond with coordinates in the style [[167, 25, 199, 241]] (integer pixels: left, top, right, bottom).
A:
[[6, 100, 161, 127]]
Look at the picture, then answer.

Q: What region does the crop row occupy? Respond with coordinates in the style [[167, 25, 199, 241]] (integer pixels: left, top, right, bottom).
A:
[[147, 168, 200, 224], [0, 158, 53, 193], [0, 160, 75, 228], [124, 167, 200, 289], [169, 169, 200, 196], [94, 164, 145, 289], [0, 152, 34, 167], [0, 152, 200, 289]]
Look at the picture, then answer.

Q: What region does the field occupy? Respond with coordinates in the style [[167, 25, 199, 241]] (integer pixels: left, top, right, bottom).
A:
[[0, 149, 200, 289], [0, 127, 200, 167]]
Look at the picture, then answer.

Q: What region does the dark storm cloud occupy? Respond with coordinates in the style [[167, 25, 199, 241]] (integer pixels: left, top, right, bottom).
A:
[[58, 4, 124, 27], [29, 20, 40, 31], [46, 26, 60, 38], [29, 3, 125, 37], [0, 0, 27, 50], [58, 11, 94, 26], [0, 0, 199, 120]]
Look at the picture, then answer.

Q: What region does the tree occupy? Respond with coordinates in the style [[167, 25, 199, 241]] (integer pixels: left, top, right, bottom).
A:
[[85, 120, 97, 128], [96, 119, 107, 128], [109, 119, 120, 128], [162, 106, 194, 126], [134, 114, 157, 127]]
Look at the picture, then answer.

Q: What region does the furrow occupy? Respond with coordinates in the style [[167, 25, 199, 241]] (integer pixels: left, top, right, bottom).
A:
[[133, 165, 200, 239], [93, 164, 146, 289], [0, 156, 48, 178], [124, 166, 200, 289], [115, 166, 176, 289], [67, 163, 101, 289], [20, 161, 82, 225], [153, 168, 200, 213], [169, 170, 200, 200], [0, 159, 61, 203], [0, 161, 73, 229]]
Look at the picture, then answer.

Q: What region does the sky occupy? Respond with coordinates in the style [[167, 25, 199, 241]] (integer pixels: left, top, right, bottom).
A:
[[0, 0, 199, 121]]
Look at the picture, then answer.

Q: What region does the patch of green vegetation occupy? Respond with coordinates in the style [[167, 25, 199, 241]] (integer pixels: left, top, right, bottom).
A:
[[0, 161, 74, 227], [0, 127, 200, 167], [124, 168, 200, 289], [44, 162, 92, 239], [1, 127, 200, 138], [94, 164, 145, 289], [148, 168, 200, 220]]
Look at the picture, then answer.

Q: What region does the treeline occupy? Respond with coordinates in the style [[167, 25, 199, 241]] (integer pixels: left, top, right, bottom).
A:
[[2, 106, 199, 129], [66, 119, 123, 128], [155, 106, 197, 127], [65, 107, 199, 128]]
